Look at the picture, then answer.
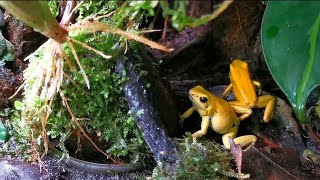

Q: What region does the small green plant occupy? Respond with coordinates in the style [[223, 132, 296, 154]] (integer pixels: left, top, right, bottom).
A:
[[160, 0, 233, 31], [152, 135, 247, 179], [0, 28, 15, 66]]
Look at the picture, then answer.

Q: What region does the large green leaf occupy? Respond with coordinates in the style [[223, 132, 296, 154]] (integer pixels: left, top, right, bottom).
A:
[[261, 1, 320, 123]]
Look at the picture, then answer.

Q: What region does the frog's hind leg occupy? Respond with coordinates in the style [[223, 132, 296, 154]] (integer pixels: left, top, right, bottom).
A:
[[229, 101, 253, 121], [222, 126, 257, 149], [256, 95, 276, 123]]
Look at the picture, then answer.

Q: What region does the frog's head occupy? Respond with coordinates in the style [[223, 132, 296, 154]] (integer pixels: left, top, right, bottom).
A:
[[230, 59, 249, 76], [188, 85, 211, 111]]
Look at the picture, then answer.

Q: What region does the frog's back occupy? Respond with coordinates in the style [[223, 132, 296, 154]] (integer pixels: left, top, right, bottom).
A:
[[230, 60, 257, 107]]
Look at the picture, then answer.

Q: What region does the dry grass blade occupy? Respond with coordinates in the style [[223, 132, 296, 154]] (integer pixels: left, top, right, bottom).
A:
[[69, 20, 174, 52]]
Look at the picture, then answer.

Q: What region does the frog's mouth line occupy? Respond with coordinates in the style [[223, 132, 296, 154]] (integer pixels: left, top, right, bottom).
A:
[[188, 95, 206, 111]]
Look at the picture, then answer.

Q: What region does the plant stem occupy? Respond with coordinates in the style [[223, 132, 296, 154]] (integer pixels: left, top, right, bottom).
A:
[[0, 1, 67, 43]]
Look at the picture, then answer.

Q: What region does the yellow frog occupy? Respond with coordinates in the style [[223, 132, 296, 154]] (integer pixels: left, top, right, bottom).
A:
[[180, 85, 257, 149], [223, 59, 276, 123]]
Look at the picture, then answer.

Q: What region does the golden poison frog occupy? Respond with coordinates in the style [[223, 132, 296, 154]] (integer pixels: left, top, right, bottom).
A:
[[223, 59, 276, 123], [180, 85, 257, 149]]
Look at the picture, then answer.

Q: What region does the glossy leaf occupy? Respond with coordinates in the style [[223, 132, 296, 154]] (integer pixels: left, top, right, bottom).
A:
[[261, 1, 320, 123], [0, 122, 8, 142]]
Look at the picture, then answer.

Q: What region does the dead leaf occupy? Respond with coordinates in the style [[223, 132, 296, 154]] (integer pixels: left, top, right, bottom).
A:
[[229, 137, 243, 174]]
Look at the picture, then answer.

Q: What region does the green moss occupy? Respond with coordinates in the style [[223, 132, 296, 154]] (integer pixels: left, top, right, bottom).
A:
[[11, 30, 152, 164], [152, 135, 240, 180], [49, 32, 150, 162]]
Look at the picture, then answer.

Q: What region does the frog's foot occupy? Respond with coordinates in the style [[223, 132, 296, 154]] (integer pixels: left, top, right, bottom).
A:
[[179, 107, 195, 127], [223, 134, 257, 150], [179, 114, 186, 127], [256, 95, 276, 123], [253, 80, 262, 96], [222, 126, 257, 149]]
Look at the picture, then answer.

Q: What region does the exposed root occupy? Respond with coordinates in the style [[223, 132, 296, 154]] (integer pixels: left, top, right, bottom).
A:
[[67, 39, 90, 89], [69, 20, 174, 52], [69, 38, 112, 59], [75, 129, 82, 155], [92, 11, 116, 21], [30, 129, 44, 171], [22, 33, 116, 158], [60, 90, 120, 164], [8, 83, 24, 100], [22, 39, 63, 156]]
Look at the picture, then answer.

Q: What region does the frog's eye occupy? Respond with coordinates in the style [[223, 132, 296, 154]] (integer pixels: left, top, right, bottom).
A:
[[199, 97, 208, 103]]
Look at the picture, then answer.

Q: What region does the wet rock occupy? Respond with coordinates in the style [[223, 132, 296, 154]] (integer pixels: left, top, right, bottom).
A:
[[116, 47, 181, 168], [0, 156, 151, 179], [0, 159, 42, 180]]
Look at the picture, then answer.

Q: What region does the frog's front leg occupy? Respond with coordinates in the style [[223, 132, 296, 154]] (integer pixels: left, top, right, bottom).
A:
[[222, 84, 233, 98], [228, 101, 253, 121], [192, 116, 210, 138], [256, 95, 276, 123], [179, 107, 194, 125], [222, 126, 257, 149]]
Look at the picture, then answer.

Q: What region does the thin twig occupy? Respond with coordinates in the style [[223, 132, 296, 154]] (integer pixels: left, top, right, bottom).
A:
[[94, 10, 116, 21], [139, 29, 162, 33], [161, 16, 169, 40], [60, 91, 121, 164]]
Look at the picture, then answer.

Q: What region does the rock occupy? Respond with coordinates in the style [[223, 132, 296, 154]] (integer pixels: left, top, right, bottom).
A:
[[116, 47, 181, 169]]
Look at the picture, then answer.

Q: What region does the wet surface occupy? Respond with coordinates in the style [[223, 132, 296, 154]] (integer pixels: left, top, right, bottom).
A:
[[0, 155, 151, 180], [116, 49, 181, 170]]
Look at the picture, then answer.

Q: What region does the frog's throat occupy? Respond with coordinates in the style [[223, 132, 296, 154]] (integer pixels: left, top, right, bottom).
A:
[[189, 96, 206, 111]]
